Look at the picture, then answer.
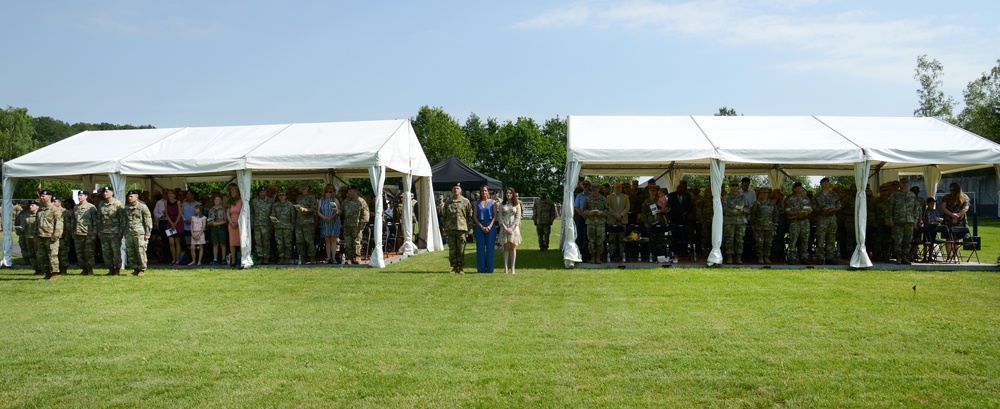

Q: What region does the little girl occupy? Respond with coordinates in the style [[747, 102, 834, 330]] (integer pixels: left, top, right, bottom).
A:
[[188, 204, 207, 266]]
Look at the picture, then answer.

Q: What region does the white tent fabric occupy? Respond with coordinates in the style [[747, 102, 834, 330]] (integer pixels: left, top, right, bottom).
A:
[[562, 115, 1000, 268], [2, 119, 443, 268]]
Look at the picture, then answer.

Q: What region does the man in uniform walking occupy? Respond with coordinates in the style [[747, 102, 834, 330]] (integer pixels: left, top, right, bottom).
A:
[[342, 185, 370, 265], [582, 183, 609, 264], [96, 186, 126, 275], [532, 188, 557, 251], [438, 183, 473, 273], [74, 190, 99, 275], [294, 184, 318, 263], [814, 177, 842, 265], [251, 186, 273, 264], [123, 190, 153, 275], [270, 190, 296, 264], [34, 190, 63, 280]]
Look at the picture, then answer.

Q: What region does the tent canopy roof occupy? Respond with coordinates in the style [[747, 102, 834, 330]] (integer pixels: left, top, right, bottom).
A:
[[430, 156, 503, 192], [568, 115, 1000, 176], [3, 119, 433, 181]]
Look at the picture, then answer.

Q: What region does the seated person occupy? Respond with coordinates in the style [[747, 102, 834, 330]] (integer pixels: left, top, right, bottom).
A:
[[919, 197, 944, 262]]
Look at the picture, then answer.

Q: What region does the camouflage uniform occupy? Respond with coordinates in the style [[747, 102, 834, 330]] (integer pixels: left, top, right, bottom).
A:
[[251, 196, 273, 263], [438, 195, 473, 271], [839, 190, 857, 259], [582, 193, 609, 263], [342, 196, 371, 264], [640, 194, 667, 258], [97, 197, 126, 273], [532, 197, 557, 251], [722, 192, 748, 262], [294, 193, 318, 260], [17, 208, 36, 268], [695, 193, 714, 255], [34, 202, 63, 277], [871, 192, 892, 261], [750, 198, 778, 262], [888, 188, 921, 263], [784, 195, 812, 263], [73, 200, 99, 274], [270, 199, 296, 263], [124, 200, 153, 273], [58, 205, 73, 274], [813, 189, 841, 262]]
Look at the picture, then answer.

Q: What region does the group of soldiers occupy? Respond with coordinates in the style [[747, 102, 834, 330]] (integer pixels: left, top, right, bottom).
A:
[[570, 175, 926, 266], [248, 184, 371, 265], [16, 187, 152, 280]]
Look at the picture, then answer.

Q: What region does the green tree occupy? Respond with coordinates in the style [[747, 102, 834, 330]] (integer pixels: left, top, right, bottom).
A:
[[31, 116, 75, 147], [0, 106, 37, 163], [715, 107, 738, 116], [956, 59, 1000, 142], [412, 106, 472, 165], [913, 54, 956, 120]]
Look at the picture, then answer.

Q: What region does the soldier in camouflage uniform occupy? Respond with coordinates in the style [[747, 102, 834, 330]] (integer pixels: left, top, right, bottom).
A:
[[74, 190, 99, 275], [15, 202, 33, 266], [750, 187, 778, 264], [813, 178, 842, 265], [34, 190, 63, 280], [53, 197, 73, 275], [123, 190, 153, 275], [251, 187, 273, 264], [342, 185, 371, 265], [784, 182, 812, 264], [871, 185, 892, 262], [722, 181, 748, 264], [532, 188, 558, 251], [839, 186, 857, 261], [582, 186, 609, 263], [22, 201, 39, 273], [270, 191, 296, 264], [695, 185, 714, 256], [96, 186, 125, 275], [438, 184, 473, 273], [293, 185, 318, 263], [888, 179, 921, 265]]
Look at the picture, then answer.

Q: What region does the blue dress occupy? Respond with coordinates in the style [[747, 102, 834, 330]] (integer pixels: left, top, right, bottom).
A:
[[475, 199, 497, 273], [319, 197, 341, 237]]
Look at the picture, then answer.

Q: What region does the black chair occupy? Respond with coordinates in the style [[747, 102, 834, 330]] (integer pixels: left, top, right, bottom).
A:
[[647, 224, 670, 262], [963, 236, 981, 263], [605, 224, 627, 262], [669, 223, 697, 262]]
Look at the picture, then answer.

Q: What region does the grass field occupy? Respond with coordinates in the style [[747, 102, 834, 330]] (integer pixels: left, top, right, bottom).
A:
[[1, 220, 998, 408]]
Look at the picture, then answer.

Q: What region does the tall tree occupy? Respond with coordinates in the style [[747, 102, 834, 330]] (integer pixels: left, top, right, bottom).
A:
[[411, 106, 472, 165], [913, 54, 956, 120], [32, 116, 75, 147], [957, 59, 1000, 142], [0, 106, 37, 163], [715, 107, 738, 116]]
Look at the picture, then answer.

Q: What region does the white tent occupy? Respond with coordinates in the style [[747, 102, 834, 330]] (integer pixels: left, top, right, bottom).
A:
[[2, 119, 445, 268], [562, 115, 1000, 268]]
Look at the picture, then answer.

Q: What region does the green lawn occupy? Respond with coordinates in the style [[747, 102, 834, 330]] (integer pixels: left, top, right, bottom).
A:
[[1, 219, 999, 408]]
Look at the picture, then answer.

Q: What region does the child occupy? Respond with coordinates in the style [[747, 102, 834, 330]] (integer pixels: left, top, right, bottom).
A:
[[209, 195, 229, 265], [188, 204, 207, 266]]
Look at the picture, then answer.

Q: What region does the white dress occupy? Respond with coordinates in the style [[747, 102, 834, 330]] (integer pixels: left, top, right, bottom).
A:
[[497, 203, 522, 246]]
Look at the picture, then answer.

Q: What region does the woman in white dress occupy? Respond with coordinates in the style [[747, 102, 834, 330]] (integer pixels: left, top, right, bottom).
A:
[[498, 188, 522, 274]]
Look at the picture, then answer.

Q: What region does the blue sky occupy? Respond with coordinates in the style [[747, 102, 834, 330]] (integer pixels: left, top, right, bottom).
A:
[[2, 0, 998, 128]]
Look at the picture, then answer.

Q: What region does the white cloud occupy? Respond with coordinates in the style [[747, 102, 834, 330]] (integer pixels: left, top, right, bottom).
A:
[[513, 0, 995, 82]]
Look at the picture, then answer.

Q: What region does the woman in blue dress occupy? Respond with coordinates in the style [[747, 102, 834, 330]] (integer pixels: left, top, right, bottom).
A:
[[319, 188, 342, 264], [474, 185, 498, 273]]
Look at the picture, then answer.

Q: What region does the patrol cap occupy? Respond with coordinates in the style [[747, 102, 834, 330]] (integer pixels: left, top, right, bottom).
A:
[[729, 180, 739, 186], [539, 188, 548, 194], [39, 189, 53, 196], [127, 190, 140, 195], [792, 182, 804, 188], [277, 190, 287, 196]]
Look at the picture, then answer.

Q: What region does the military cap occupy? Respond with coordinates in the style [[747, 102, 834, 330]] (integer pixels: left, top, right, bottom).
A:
[[277, 190, 287, 196], [910, 186, 920, 194], [28, 200, 38, 206], [258, 186, 267, 192], [39, 189, 53, 196], [792, 182, 804, 188], [878, 185, 889, 191], [52, 196, 61, 202], [100, 185, 113, 193], [729, 180, 739, 186], [761, 187, 772, 193], [539, 188, 548, 194], [127, 189, 140, 195], [77, 190, 89, 196], [349, 184, 360, 190]]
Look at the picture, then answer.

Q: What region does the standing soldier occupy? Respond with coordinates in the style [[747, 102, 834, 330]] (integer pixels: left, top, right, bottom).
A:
[[123, 190, 153, 275], [342, 185, 371, 265], [438, 184, 473, 273], [722, 181, 749, 264], [784, 182, 812, 265], [293, 184, 318, 263], [813, 177, 842, 265], [96, 186, 126, 275], [74, 190, 99, 275], [695, 185, 714, 257], [582, 184, 609, 264], [34, 190, 63, 280], [15, 201, 32, 266], [532, 188, 558, 252], [53, 196, 73, 275], [750, 187, 778, 264], [251, 186, 273, 264], [22, 201, 39, 273], [839, 185, 857, 260], [888, 179, 921, 265], [270, 190, 296, 264]]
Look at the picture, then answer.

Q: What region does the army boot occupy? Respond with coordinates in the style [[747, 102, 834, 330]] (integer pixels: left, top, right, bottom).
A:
[[764, 257, 771, 264], [758, 257, 765, 264], [735, 253, 743, 264], [724, 254, 732, 264]]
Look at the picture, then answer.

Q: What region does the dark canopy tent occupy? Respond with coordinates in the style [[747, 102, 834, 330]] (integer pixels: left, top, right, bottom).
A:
[[431, 156, 503, 192]]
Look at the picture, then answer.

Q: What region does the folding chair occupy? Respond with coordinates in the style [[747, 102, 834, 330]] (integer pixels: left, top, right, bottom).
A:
[[669, 223, 697, 262], [605, 224, 626, 263], [647, 224, 670, 262], [963, 236, 981, 263]]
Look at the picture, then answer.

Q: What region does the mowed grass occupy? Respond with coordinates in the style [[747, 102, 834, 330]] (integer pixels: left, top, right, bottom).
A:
[[1, 220, 999, 407]]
